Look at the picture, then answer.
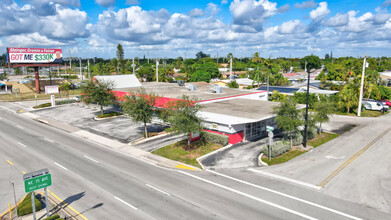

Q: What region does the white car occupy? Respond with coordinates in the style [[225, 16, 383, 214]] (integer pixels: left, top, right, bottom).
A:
[[73, 96, 81, 102], [363, 100, 389, 112]]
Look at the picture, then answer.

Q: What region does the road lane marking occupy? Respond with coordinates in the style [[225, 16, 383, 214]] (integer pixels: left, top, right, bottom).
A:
[[50, 191, 88, 220], [7, 160, 14, 166], [206, 170, 362, 220], [114, 196, 138, 210], [17, 142, 27, 148], [179, 171, 317, 220], [8, 102, 27, 109], [22, 171, 26, 174], [44, 138, 54, 143], [0, 106, 15, 113], [83, 155, 99, 163], [319, 127, 391, 188], [146, 184, 171, 196], [54, 162, 68, 170], [17, 125, 24, 129], [247, 168, 322, 190]]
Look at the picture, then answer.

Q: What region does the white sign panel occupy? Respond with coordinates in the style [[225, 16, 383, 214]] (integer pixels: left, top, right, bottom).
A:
[[45, 85, 59, 94]]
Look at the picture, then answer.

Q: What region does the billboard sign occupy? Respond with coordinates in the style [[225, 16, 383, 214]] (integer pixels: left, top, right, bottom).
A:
[[7, 47, 63, 64]]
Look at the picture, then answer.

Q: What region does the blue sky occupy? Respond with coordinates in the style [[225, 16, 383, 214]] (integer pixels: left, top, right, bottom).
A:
[[2, 0, 391, 59]]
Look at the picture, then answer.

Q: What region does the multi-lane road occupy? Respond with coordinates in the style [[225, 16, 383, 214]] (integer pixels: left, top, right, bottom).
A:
[[0, 102, 389, 219]]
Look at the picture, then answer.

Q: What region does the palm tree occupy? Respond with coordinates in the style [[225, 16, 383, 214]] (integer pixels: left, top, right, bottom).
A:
[[338, 83, 359, 113]]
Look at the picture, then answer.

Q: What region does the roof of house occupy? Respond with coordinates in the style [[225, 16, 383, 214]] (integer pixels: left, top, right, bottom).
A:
[[283, 72, 299, 77], [94, 74, 141, 89], [217, 78, 254, 86]]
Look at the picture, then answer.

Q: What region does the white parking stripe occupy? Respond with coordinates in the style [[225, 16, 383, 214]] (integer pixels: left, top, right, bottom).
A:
[[114, 196, 138, 210], [44, 138, 54, 143], [54, 162, 68, 170], [83, 155, 99, 163], [17, 142, 27, 148], [179, 171, 317, 220], [17, 125, 24, 129], [0, 106, 15, 113], [207, 170, 362, 220], [146, 184, 171, 196]]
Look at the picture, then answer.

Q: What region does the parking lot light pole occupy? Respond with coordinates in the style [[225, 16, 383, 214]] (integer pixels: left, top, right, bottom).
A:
[[357, 56, 367, 117], [303, 61, 310, 148]]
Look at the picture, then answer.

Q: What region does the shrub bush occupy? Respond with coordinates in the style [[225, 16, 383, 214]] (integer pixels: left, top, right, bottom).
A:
[[55, 99, 75, 105], [201, 131, 229, 146], [262, 141, 291, 158], [43, 214, 60, 220], [33, 103, 51, 109], [17, 192, 42, 216], [97, 112, 122, 118], [292, 132, 303, 146]]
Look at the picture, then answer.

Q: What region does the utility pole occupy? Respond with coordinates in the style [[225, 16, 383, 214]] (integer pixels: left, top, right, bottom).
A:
[[357, 56, 367, 117], [69, 49, 72, 70], [132, 58, 135, 74], [147, 51, 149, 64], [229, 55, 233, 81], [79, 58, 82, 81], [156, 58, 159, 82], [303, 61, 310, 148], [87, 59, 90, 79]]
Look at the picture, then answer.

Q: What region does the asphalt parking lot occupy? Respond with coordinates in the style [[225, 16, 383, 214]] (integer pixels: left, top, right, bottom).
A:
[[32, 103, 166, 143]]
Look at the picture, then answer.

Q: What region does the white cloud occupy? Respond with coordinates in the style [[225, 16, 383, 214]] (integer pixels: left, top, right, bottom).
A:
[[221, 0, 228, 4], [278, 4, 290, 13], [278, 20, 305, 34], [5, 32, 66, 46], [188, 8, 205, 17], [95, 0, 116, 7], [229, 0, 277, 32], [310, 2, 330, 20], [294, 0, 317, 9]]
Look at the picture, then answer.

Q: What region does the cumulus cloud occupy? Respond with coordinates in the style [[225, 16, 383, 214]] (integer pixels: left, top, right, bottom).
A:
[[278, 20, 306, 34], [294, 0, 317, 9], [229, 0, 277, 32], [5, 32, 66, 46], [188, 8, 205, 17], [382, 0, 391, 7], [221, 0, 228, 4], [95, 0, 116, 7], [310, 2, 330, 20], [278, 4, 290, 13]]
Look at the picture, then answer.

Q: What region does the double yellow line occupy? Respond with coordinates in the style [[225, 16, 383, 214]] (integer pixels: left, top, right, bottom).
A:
[[319, 127, 391, 188]]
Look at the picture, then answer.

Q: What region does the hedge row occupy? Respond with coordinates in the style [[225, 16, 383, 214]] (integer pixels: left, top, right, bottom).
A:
[[201, 131, 229, 146], [262, 141, 291, 158], [55, 99, 76, 105], [17, 192, 42, 216], [43, 214, 64, 220], [97, 112, 122, 118]]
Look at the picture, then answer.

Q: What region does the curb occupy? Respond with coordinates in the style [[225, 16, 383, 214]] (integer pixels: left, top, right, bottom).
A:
[[196, 144, 233, 169]]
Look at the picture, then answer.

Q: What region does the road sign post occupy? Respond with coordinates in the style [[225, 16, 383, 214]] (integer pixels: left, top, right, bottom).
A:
[[23, 169, 52, 220], [268, 131, 273, 161]]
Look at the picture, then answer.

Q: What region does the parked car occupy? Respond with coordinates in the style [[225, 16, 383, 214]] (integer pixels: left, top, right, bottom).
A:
[[380, 100, 391, 107], [362, 100, 389, 112]]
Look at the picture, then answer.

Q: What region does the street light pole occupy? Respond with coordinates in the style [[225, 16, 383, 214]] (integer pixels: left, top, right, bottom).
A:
[[303, 61, 310, 148], [357, 56, 367, 117]]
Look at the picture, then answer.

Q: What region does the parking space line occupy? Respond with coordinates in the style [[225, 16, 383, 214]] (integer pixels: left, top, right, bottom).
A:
[[44, 138, 54, 143], [54, 162, 68, 170], [83, 155, 99, 163], [17, 125, 24, 129], [114, 196, 138, 210], [7, 160, 14, 166], [17, 142, 27, 148], [146, 184, 171, 196]]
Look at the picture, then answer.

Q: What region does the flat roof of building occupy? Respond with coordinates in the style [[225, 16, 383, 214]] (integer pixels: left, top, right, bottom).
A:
[[119, 82, 264, 102], [200, 98, 280, 121]]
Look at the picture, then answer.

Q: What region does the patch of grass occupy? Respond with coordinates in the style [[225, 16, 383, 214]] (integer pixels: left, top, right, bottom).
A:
[[262, 149, 306, 166], [17, 192, 42, 216], [33, 103, 52, 109], [97, 112, 122, 118], [152, 140, 223, 168], [0, 90, 82, 101], [308, 132, 339, 148], [361, 110, 389, 117]]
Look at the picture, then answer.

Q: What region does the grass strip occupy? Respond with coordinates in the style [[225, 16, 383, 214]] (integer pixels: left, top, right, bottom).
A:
[[308, 132, 339, 148]]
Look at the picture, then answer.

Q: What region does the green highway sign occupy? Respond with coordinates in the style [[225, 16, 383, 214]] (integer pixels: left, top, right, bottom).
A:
[[24, 174, 52, 193], [266, 126, 274, 132]]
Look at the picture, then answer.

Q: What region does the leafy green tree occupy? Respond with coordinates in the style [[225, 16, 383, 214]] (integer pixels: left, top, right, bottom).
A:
[[121, 88, 159, 138], [273, 99, 302, 148], [166, 95, 203, 148], [196, 51, 210, 59], [137, 64, 155, 81], [190, 70, 211, 82], [252, 52, 262, 63], [116, 44, 126, 74], [81, 80, 116, 115], [293, 92, 318, 109], [313, 101, 335, 133], [59, 82, 71, 98], [227, 80, 239, 88], [338, 82, 359, 113], [300, 55, 321, 71]]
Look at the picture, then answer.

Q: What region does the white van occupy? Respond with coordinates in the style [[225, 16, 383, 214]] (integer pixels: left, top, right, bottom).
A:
[[362, 100, 389, 112]]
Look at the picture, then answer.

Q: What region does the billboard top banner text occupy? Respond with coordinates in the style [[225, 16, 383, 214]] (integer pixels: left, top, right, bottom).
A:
[[7, 47, 63, 64]]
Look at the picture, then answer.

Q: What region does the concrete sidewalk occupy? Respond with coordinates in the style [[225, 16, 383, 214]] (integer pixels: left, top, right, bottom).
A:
[[22, 112, 199, 171]]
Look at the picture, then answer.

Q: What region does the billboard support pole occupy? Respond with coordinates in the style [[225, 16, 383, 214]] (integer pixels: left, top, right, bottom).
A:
[[34, 67, 40, 94]]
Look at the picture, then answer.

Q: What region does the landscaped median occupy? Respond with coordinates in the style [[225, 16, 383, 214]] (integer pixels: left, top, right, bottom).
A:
[[261, 132, 340, 166], [152, 131, 228, 169]]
